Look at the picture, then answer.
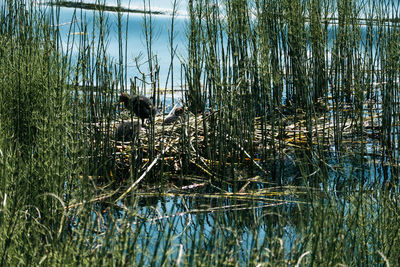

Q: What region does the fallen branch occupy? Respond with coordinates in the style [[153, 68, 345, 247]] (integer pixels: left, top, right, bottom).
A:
[[228, 134, 270, 176], [115, 136, 179, 202]]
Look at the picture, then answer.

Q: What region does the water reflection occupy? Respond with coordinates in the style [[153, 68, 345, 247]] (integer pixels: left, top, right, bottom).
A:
[[81, 190, 311, 265]]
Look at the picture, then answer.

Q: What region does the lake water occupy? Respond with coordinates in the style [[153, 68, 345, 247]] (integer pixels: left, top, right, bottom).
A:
[[54, 0, 190, 91], [87, 0, 189, 15], [52, 0, 393, 93], [49, 2, 400, 264]]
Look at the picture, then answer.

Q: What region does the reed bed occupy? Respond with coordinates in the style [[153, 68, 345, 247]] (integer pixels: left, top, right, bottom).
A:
[[0, 0, 400, 265]]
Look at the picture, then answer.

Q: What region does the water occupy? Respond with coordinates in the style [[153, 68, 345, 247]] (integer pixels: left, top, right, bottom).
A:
[[88, 191, 305, 265], [67, 0, 190, 15], [50, 1, 400, 264], [54, 0, 189, 90], [52, 0, 391, 93]]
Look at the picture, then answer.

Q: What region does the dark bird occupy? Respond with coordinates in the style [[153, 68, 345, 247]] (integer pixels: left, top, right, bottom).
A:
[[114, 121, 141, 143], [163, 106, 185, 125], [119, 93, 157, 125]]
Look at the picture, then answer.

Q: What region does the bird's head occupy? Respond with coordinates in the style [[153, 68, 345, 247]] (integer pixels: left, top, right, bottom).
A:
[[118, 92, 129, 104], [174, 107, 185, 116]]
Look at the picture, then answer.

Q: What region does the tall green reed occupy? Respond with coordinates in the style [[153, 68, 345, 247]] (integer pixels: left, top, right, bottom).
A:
[[0, 0, 400, 265], [182, 0, 400, 189], [0, 1, 78, 264]]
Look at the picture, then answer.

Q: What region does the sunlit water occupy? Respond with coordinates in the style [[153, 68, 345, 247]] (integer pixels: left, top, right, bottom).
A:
[[53, 0, 189, 91], [86, 191, 304, 265]]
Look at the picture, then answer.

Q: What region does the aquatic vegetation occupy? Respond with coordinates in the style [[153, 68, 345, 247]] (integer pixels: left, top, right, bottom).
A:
[[0, 0, 399, 265]]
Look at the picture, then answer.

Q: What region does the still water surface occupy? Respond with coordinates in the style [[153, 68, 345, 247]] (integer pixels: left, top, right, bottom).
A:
[[54, 0, 189, 90]]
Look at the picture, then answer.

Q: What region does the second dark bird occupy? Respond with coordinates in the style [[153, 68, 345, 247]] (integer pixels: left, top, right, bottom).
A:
[[163, 106, 185, 125], [119, 93, 157, 125]]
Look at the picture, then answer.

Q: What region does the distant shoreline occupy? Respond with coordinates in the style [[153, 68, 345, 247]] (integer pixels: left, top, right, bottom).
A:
[[46, 1, 165, 15], [69, 83, 188, 94]]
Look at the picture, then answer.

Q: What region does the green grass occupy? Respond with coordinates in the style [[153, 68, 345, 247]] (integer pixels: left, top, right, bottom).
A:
[[0, 0, 400, 265]]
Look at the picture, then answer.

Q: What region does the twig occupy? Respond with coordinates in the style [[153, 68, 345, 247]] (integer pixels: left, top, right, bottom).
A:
[[115, 137, 179, 202], [143, 202, 286, 223], [295, 251, 311, 267], [378, 251, 390, 267], [67, 189, 120, 209], [228, 134, 270, 176]]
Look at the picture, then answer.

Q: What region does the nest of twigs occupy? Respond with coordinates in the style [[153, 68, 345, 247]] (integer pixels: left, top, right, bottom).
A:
[[91, 96, 385, 193]]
